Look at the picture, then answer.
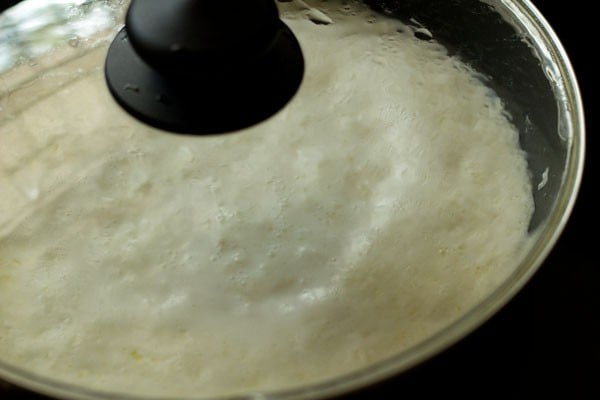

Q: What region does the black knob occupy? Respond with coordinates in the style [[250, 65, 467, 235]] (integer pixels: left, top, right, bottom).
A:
[[105, 0, 304, 135]]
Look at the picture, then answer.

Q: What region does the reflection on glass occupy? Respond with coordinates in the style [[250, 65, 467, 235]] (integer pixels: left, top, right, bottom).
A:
[[0, 0, 118, 73]]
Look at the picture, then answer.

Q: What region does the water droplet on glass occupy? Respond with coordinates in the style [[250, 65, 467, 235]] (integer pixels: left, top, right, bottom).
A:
[[124, 84, 140, 93], [156, 93, 171, 106], [414, 28, 433, 41], [68, 36, 80, 48], [307, 8, 333, 25]]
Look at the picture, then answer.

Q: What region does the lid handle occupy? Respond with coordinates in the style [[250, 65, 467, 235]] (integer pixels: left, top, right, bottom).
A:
[[104, 0, 304, 134]]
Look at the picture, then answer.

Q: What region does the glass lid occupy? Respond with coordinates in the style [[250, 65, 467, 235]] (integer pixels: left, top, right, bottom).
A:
[[0, 0, 584, 399]]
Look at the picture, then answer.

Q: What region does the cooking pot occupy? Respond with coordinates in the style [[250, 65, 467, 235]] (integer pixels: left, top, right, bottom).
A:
[[0, 0, 584, 399]]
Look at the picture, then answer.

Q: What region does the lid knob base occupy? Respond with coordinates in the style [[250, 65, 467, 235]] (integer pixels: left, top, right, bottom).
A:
[[104, 0, 304, 135]]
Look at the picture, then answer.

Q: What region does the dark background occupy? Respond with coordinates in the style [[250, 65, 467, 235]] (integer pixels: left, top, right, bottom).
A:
[[1, 0, 596, 398]]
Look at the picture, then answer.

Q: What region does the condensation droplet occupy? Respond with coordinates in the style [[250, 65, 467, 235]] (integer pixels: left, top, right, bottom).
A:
[[307, 8, 333, 25], [156, 93, 172, 106], [68, 36, 80, 48], [414, 28, 433, 41], [124, 84, 140, 93]]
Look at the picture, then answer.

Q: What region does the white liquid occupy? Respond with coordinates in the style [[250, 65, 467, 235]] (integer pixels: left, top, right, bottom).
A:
[[0, 1, 533, 397]]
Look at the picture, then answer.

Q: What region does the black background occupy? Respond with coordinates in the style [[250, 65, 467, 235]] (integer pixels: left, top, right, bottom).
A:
[[0, 0, 597, 398]]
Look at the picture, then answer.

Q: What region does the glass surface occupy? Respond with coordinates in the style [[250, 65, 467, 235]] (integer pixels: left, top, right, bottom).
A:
[[0, 1, 584, 399]]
